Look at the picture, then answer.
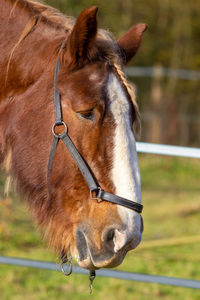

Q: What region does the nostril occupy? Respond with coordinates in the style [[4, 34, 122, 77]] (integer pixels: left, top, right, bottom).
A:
[[102, 227, 116, 251], [104, 228, 115, 242], [103, 227, 132, 253], [76, 230, 88, 261]]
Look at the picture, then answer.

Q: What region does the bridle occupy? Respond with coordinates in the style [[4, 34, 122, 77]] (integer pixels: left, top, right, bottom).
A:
[[47, 57, 143, 214]]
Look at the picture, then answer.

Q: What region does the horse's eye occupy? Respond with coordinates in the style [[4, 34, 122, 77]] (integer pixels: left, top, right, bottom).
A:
[[76, 109, 94, 121]]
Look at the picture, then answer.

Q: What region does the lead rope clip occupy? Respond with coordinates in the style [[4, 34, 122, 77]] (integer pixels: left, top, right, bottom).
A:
[[89, 270, 96, 294]]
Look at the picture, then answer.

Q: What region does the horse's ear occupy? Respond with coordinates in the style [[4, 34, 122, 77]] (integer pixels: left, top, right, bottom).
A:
[[64, 6, 98, 68], [117, 23, 147, 64]]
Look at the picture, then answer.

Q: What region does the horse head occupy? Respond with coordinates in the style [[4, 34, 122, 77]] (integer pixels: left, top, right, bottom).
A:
[[50, 7, 147, 269], [0, 3, 147, 271]]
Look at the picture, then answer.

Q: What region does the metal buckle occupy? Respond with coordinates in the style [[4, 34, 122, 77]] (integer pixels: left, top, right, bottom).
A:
[[52, 121, 68, 139], [90, 187, 102, 203]]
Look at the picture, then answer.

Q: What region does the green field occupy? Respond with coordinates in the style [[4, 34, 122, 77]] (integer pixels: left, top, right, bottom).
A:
[[0, 155, 200, 300]]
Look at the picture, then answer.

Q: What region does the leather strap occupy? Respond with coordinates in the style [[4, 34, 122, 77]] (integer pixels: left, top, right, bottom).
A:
[[53, 59, 63, 123], [62, 134, 99, 192], [97, 189, 142, 213], [47, 57, 143, 214]]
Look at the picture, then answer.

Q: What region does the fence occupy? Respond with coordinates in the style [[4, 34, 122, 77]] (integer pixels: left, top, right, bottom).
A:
[[136, 142, 200, 159], [0, 256, 200, 289], [126, 66, 200, 81], [1, 142, 200, 289]]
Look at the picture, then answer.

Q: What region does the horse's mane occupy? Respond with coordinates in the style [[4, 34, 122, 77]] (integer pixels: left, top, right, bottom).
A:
[[10, 0, 73, 28], [8, 0, 141, 134], [10, 0, 113, 38]]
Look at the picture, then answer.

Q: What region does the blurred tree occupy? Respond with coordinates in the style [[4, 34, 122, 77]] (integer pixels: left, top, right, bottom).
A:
[[44, 0, 200, 146]]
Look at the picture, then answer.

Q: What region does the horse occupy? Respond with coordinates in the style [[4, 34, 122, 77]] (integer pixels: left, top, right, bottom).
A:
[[0, 0, 147, 272]]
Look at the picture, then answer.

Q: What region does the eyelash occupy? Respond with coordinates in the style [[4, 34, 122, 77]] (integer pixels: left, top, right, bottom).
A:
[[76, 109, 94, 121]]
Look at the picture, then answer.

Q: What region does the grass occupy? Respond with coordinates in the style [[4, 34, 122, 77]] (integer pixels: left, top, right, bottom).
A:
[[0, 155, 200, 299]]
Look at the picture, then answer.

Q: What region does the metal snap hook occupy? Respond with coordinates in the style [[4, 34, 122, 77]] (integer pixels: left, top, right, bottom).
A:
[[89, 270, 96, 294]]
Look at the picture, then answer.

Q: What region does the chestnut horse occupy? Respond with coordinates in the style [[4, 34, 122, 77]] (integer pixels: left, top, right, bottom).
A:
[[0, 0, 147, 271]]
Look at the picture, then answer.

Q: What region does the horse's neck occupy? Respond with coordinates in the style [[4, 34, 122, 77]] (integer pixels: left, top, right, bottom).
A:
[[1, 0, 33, 36], [0, 0, 66, 102]]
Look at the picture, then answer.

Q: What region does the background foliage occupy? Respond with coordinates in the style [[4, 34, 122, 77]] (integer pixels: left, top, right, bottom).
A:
[[46, 0, 200, 146]]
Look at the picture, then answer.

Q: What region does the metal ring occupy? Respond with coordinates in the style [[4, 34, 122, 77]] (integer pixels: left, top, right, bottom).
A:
[[61, 258, 72, 276], [52, 121, 68, 139]]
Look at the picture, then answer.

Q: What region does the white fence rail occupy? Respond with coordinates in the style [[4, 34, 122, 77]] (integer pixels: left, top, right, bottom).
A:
[[0, 256, 200, 289], [136, 142, 200, 159], [126, 67, 200, 81]]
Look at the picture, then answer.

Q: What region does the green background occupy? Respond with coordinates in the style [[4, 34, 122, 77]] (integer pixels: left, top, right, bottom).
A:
[[1, 155, 200, 299]]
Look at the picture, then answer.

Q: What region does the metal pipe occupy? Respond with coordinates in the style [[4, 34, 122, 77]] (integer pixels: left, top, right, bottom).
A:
[[0, 256, 200, 289], [136, 142, 200, 159]]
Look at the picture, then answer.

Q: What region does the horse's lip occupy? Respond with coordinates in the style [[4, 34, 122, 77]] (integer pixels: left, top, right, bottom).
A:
[[78, 248, 126, 270], [77, 239, 127, 270], [78, 256, 98, 270]]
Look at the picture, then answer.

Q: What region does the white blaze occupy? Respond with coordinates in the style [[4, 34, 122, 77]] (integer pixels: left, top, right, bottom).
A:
[[107, 73, 142, 252]]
